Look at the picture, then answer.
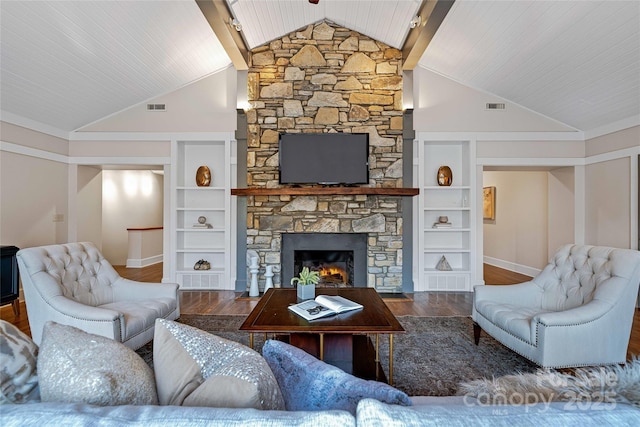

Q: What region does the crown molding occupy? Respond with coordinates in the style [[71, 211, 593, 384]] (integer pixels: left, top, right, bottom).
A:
[[69, 131, 233, 141], [417, 131, 584, 141]]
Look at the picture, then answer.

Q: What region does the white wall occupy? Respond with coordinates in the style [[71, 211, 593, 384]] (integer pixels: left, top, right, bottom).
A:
[[584, 125, 639, 249], [483, 171, 549, 274], [77, 68, 238, 133], [101, 170, 164, 265], [0, 150, 69, 248], [1, 123, 69, 249], [585, 157, 631, 248], [76, 166, 103, 249], [548, 167, 575, 255], [413, 67, 575, 132]]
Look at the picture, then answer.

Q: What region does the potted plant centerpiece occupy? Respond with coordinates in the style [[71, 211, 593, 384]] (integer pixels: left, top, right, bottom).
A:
[[291, 266, 320, 300]]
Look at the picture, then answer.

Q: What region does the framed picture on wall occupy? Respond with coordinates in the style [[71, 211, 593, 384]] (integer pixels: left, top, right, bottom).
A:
[[483, 186, 496, 220]]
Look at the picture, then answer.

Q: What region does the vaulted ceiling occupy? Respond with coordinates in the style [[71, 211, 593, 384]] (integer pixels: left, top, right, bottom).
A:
[[1, 1, 638, 138]]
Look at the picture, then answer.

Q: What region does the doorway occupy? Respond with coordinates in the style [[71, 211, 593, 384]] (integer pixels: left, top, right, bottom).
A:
[[482, 166, 575, 280], [76, 166, 165, 266]]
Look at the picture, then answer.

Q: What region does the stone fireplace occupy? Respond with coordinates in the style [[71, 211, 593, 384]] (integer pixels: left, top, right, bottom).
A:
[[244, 20, 406, 293]]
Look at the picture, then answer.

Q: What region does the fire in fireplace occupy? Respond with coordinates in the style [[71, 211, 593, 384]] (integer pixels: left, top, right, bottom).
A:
[[294, 250, 354, 287]]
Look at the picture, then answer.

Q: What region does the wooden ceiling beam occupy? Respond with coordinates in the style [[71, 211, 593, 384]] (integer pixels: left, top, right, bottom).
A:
[[196, 0, 249, 71], [402, 0, 455, 70]]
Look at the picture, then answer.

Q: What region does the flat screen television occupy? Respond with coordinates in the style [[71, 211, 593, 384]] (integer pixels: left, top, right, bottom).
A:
[[279, 133, 369, 185]]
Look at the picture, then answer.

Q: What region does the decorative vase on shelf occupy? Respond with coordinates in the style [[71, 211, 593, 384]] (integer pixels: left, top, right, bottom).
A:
[[196, 166, 211, 187], [437, 166, 452, 186]]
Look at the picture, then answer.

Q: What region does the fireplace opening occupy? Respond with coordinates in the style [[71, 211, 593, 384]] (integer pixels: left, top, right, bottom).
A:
[[282, 233, 367, 288], [294, 250, 354, 287]]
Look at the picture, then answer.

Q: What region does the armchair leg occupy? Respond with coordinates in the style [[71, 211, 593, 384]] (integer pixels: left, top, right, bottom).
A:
[[473, 322, 481, 345]]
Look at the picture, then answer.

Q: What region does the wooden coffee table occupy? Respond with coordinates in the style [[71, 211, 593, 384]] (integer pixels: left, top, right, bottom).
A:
[[240, 287, 404, 384]]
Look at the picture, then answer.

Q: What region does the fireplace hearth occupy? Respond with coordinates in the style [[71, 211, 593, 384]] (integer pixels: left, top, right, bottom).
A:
[[282, 233, 367, 288]]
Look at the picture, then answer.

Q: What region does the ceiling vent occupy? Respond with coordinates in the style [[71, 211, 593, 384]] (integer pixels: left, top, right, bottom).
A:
[[486, 103, 506, 111], [146, 103, 166, 112]]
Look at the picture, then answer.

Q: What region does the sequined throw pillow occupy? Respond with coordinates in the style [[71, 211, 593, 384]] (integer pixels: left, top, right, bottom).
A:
[[153, 319, 285, 410], [0, 320, 39, 403], [37, 322, 158, 406]]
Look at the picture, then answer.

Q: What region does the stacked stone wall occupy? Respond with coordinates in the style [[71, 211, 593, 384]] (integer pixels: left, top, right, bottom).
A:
[[246, 21, 404, 292]]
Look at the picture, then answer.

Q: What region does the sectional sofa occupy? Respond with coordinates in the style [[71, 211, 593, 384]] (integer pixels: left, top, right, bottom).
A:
[[1, 318, 638, 426]]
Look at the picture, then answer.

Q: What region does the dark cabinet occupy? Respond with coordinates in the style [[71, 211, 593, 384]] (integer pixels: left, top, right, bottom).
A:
[[1, 245, 20, 316]]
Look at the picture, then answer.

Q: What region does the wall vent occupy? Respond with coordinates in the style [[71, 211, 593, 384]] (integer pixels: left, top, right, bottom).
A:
[[146, 103, 166, 111], [486, 103, 506, 110]]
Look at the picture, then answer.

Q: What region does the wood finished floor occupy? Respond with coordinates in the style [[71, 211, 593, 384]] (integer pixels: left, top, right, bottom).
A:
[[2, 262, 639, 360]]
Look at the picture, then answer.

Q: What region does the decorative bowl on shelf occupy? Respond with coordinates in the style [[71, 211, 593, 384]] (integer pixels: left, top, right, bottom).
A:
[[194, 259, 211, 270]]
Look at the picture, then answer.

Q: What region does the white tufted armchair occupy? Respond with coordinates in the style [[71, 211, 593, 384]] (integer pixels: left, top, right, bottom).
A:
[[473, 244, 640, 368], [17, 242, 179, 350]]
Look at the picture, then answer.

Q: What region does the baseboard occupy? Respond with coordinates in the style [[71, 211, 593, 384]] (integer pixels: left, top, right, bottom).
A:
[[126, 254, 163, 268], [483, 256, 541, 278]]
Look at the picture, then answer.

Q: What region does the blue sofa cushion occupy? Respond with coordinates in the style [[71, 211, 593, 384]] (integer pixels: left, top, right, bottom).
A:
[[262, 339, 411, 414]]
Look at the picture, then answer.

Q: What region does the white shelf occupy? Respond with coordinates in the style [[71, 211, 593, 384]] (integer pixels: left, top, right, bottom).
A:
[[177, 228, 226, 232], [177, 248, 225, 253], [177, 186, 226, 191], [176, 207, 226, 211], [416, 139, 475, 292], [171, 138, 233, 290], [423, 186, 471, 190], [423, 207, 470, 211], [177, 268, 225, 274], [423, 249, 471, 253], [424, 268, 471, 273], [425, 228, 471, 232]]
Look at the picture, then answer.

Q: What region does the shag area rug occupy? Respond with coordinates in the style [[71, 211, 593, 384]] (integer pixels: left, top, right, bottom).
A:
[[138, 315, 538, 397]]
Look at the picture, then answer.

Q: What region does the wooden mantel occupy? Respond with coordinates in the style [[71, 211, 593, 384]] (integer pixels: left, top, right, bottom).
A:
[[231, 187, 419, 197]]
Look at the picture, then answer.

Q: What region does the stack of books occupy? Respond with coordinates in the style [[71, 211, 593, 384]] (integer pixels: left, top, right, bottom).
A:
[[432, 222, 452, 228], [192, 223, 212, 228]]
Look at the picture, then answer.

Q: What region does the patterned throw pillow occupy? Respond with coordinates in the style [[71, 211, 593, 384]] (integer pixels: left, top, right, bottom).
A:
[[153, 319, 285, 410], [0, 320, 39, 403], [262, 339, 411, 414], [37, 322, 158, 406]]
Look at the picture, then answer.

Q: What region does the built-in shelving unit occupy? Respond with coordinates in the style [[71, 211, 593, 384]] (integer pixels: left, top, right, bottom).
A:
[[171, 138, 233, 290], [415, 139, 476, 291]]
